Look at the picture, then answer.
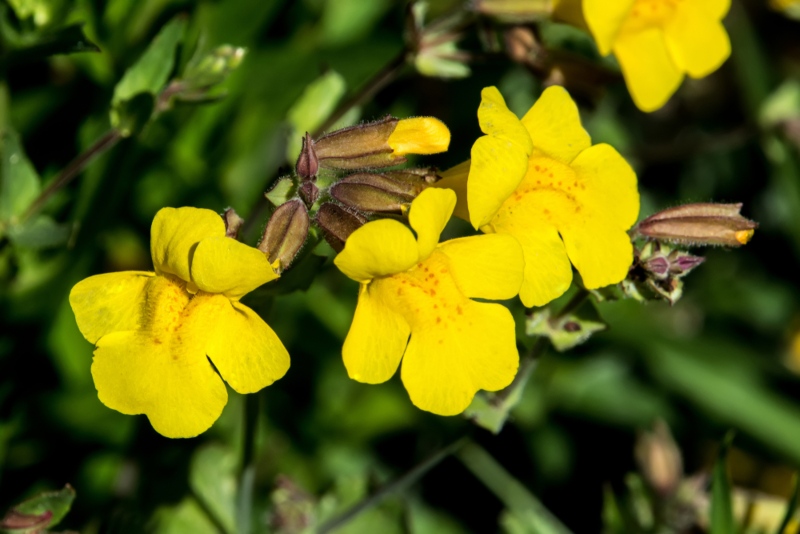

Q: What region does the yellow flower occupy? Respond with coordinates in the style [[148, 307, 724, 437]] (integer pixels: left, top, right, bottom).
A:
[[70, 207, 290, 438], [334, 188, 524, 415], [437, 86, 639, 307], [387, 117, 451, 156], [583, 0, 731, 112]]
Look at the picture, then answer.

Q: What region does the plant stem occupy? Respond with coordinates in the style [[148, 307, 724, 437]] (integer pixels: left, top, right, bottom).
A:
[[237, 393, 260, 534], [550, 287, 590, 325], [22, 129, 122, 222], [316, 438, 467, 534]]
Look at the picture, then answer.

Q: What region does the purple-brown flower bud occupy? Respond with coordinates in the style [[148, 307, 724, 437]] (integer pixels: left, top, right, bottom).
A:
[[259, 199, 310, 272], [315, 202, 366, 252], [329, 171, 434, 214], [223, 207, 245, 239], [296, 132, 319, 180], [635, 203, 758, 247], [298, 181, 319, 208], [635, 420, 683, 497]]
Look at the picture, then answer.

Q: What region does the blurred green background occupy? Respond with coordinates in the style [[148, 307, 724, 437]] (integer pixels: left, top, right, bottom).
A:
[[1, 0, 800, 532]]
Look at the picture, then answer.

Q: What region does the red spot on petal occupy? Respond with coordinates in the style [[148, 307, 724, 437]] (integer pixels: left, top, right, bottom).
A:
[[457, 306, 463, 315], [436, 317, 442, 324]]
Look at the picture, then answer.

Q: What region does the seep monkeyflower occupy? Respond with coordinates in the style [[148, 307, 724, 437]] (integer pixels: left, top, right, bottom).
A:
[[583, 0, 731, 112], [70, 207, 290, 438], [437, 85, 639, 307], [334, 188, 524, 415]]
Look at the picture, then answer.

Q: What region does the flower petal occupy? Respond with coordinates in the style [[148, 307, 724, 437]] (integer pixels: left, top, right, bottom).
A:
[[151, 207, 226, 282], [698, 0, 731, 19], [205, 299, 290, 393], [467, 87, 532, 229], [665, 5, 730, 78], [342, 282, 410, 384], [70, 271, 154, 343], [334, 219, 419, 283], [400, 301, 518, 415], [570, 143, 639, 230], [438, 234, 524, 300], [191, 235, 278, 300], [561, 215, 634, 289], [613, 28, 684, 112], [435, 160, 471, 222], [513, 223, 573, 307], [92, 331, 228, 438], [409, 188, 456, 260], [387, 117, 451, 155], [520, 86, 591, 164], [583, 0, 635, 55]]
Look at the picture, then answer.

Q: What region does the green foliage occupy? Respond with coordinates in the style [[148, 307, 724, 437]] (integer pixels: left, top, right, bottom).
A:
[[710, 433, 735, 534]]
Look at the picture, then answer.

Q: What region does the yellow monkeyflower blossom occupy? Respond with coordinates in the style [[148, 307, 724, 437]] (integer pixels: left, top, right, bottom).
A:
[[583, 0, 731, 112], [70, 207, 290, 438], [438, 86, 639, 307], [334, 188, 524, 415]]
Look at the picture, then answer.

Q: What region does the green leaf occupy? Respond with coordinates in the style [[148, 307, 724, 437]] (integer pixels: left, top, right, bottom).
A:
[[189, 444, 238, 534], [710, 432, 735, 534], [0, 128, 41, 224], [526, 302, 606, 352], [6, 0, 67, 28], [110, 16, 187, 135], [457, 441, 573, 534], [2, 24, 99, 67], [7, 215, 69, 249], [286, 70, 347, 163], [154, 497, 219, 534], [2, 484, 76, 532]]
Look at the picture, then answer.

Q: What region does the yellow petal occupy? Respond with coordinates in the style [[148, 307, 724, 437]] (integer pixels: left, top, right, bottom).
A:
[[435, 160, 471, 222], [583, 0, 635, 55], [665, 5, 730, 78], [560, 215, 634, 289], [409, 188, 456, 260], [467, 87, 532, 229], [205, 298, 290, 393], [400, 301, 518, 415], [70, 271, 154, 343], [151, 207, 226, 282], [334, 219, 419, 283], [614, 28, 684, 112], [342, 283, 410, 384], [512, 223, 573, 307], [520, 86, 591, 164], [699, 0, 731, 19], [438, 234, 524, 300], [92, 331, 228, 438], [191, 235, 278, 300], [570, 143, 639, 230], [387, 117, 451, 155]]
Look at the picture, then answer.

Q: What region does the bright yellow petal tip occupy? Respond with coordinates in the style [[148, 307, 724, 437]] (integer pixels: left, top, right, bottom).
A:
[[388, 117, 451, 155]]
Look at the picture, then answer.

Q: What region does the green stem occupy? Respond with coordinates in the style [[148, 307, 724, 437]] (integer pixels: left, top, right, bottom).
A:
[[550, 287, 590, 325], [237, 393, 260, 534], [316, 438, 467, 534], [21, 129, 122, 222]]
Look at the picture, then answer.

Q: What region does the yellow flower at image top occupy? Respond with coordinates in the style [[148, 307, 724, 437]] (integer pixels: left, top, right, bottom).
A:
[[438, 86, 639, 307], [583, 0, 731, 111], [334, 188, 524, 415], [70, 207, 290, 438]]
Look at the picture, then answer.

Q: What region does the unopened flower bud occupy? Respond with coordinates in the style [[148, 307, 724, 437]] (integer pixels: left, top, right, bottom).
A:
[[472, 0, 555, 22], [635, 421, 683, 496], [668, 251, 705, 277], [329, 171, 433, 214], [315, 203, 366, 252], [312, 116, 450, 171], [298, 181, 319, 208], [223, 208, 244, 239], [259, 200, 310, 272], [296, 133, 319, 180], [635, 203, 757, 247]]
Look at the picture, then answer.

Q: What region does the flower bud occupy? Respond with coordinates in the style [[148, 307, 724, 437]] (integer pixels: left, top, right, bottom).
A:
[[635, 203, 757, 247], [315, 202, 366, 252], [223, 208, 244, 239], [312, 116, 450, 171], [329, 171, 434, 214], [635, 421, 683, 497], [298, 181, 319, 208], [259, 199, 310, 272], [296, 132, 319, 180], [472, 0, 554, 22], [407, 2, 471, 79]]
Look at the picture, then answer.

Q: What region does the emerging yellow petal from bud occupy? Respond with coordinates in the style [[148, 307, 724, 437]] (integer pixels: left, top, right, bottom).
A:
[[387, 117, 451, 156]]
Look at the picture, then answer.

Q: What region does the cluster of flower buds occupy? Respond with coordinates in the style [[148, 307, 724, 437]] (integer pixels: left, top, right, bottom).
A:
[[259, 115, 450, 265], [621, 203, 758, 304]]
